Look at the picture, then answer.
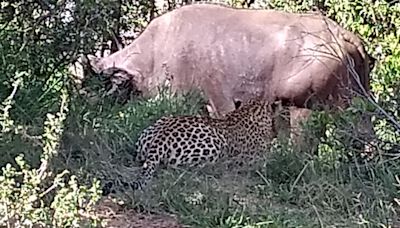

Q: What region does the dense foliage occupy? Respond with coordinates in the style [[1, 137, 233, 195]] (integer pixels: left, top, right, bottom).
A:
[[0, 0, 399, 226]]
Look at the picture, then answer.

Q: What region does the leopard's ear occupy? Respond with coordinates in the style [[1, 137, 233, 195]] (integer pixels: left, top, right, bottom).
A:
[[234, 97, 260, 110], [270, 100, 282, 112], [233, 99, 242, 109]]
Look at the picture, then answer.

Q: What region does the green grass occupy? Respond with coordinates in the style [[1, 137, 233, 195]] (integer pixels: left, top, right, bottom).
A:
[[1, 87, 400, 227]]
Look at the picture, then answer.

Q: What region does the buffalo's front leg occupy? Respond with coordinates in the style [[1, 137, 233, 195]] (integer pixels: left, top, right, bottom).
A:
[[289, 107, 313, 148]]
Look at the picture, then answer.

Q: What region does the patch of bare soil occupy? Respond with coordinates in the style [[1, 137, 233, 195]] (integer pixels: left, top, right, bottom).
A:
[[94, 197, 188, 228]]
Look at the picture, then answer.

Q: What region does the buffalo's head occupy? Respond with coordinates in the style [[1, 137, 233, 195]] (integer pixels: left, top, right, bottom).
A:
[[80, 55, 142, 104]]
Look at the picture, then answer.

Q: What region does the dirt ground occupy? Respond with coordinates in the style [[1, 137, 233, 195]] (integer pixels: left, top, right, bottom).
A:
[[94, 197, 189, 228]]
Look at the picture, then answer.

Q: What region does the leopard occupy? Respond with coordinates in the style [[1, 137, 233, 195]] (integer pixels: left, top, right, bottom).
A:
[[102, 98, 280, 195]]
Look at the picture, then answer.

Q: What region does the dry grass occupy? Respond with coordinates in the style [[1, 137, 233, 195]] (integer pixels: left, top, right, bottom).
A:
[[93, 197, 187, 228]]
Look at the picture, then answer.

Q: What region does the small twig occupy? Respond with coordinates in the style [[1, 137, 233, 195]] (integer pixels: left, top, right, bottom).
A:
[[38, 160, 48, 180], [290, 162, 309, 194], [312, 204, 324, 228], [18, 127, 43, 147], [346, 56, 400, 132], [255, 170, 270, 185], [39, 182, 58, 198]]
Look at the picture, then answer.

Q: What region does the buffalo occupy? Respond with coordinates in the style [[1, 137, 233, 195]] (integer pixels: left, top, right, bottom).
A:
[[83, 3, 376, 149]]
